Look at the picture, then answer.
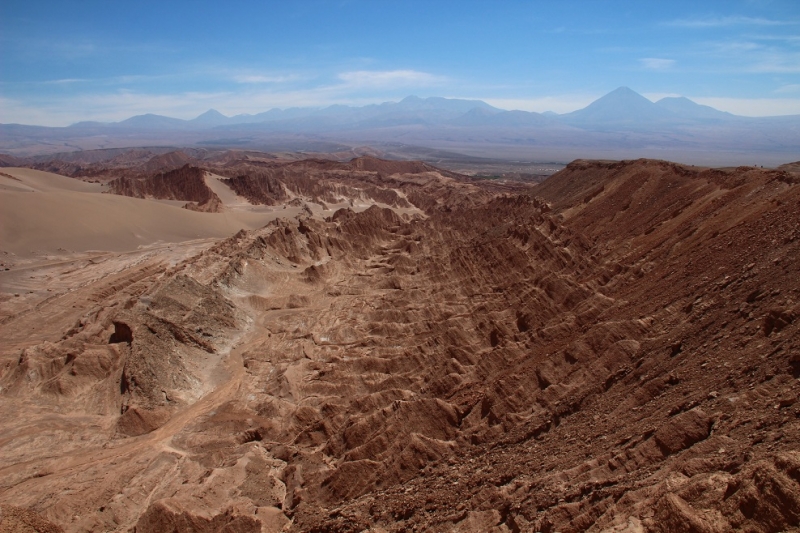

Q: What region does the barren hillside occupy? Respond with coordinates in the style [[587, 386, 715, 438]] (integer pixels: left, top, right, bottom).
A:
[[0, 158, 798, 532]]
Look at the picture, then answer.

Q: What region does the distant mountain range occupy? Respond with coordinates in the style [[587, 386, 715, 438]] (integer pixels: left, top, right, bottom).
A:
[[54, 88, 776, 131], [2, 88, 799, 166], [63, 95, 511, 131]]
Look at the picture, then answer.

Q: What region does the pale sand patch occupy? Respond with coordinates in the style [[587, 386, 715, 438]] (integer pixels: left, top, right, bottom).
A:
[[0, 167, 105, 193], [0, 175, 36, 193], [205, 172, 251, 207], [0, 168, 299, 256]]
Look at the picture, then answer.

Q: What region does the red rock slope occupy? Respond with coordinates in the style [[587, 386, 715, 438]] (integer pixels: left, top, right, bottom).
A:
[[0, 158, 798, 533], [108, 164, 223, 212]]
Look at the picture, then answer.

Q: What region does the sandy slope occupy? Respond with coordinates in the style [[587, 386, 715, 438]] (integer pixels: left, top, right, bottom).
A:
[[0, 168, 105, 193], [205, 172, 250, 207], [0, 168, 298, 256]]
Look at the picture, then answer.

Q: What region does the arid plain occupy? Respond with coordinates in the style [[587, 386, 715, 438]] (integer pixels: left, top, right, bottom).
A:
[[1, 151, 799, 532]]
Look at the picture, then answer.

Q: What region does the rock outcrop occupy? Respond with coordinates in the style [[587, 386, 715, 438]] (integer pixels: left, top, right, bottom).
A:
[[108, 164, 224, 212]]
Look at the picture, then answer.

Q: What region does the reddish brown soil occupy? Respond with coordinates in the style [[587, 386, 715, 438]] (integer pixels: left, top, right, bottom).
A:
[[0, 157, 798, 532], [25, 149, 208, 179], [0, 154, 25, 168], [0, 505, 64, 532]]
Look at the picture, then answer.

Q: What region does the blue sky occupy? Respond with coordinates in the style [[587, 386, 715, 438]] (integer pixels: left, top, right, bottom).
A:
[[2, 0, 799, 125]]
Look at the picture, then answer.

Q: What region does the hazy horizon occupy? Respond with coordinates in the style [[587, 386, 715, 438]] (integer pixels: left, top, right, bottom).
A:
[[18, 89, 793, 127], [2, 0, 799, 127], [0, 90, 767, 127]]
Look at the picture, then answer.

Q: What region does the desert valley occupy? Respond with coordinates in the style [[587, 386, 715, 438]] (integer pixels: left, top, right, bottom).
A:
[[6, 0, 800, 529], [0, 147, 799, 532]]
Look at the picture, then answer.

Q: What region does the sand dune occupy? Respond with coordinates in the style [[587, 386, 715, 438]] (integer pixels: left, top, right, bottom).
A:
[[0, 167, 105, 193], [0, 168, 294, 256], [205, 172, 251, 207]]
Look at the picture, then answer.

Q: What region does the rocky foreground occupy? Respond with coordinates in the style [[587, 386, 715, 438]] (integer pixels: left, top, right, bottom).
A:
[[1, 157, 799, 532]]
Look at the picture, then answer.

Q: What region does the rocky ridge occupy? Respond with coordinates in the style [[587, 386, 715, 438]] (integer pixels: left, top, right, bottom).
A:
[[107, 164, 224, 212]]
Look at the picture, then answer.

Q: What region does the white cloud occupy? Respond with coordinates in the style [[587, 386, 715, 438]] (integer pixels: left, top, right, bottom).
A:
[[746, 52, 800, 73], [666, 16, 795, 28], [42, 78, 90, 85], [233, 74, 299, 84], [8, 89, 800, 127], [337, 70, 446, 88], [2, 81, 428, 125], [35, 73, 175, 87], [482, 95, 599, 114], [693, 40, 800, 74], [775, 84, 800, 94], [711, 40, 763, 53], [0, 91, 233, 126], [639, 58, 676, 70], [84, 91, 229, 119], [47, 40, 98, 59], [0, 96, 65, 125], [751, 34, 800, 44], [692, 96, 800, 116], [4, 87, 599, 125], [643, 92, 682, 101]]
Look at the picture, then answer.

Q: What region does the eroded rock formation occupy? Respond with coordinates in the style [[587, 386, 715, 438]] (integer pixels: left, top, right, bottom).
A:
[[108, 164, 223, 212], [0, 158, 798, 532]]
